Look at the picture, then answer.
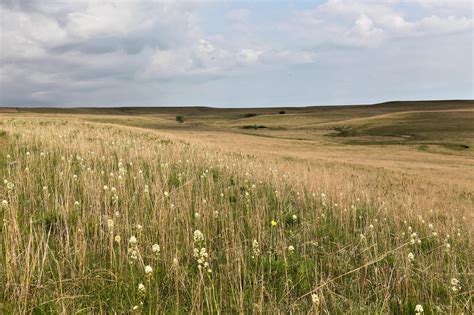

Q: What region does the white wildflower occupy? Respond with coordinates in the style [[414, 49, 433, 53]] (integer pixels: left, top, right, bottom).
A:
[[129, 236, 138, 245], [193, 230, 204, 242], [152, 243, 160, 255], [451, 278, 461, 292], [311, 293, 320, 305], [415, 304, 423, 314], [144, 265, 153, 276]]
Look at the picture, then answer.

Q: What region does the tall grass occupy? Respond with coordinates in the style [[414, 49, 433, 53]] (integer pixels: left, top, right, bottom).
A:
[[0, 118, 472, 313]]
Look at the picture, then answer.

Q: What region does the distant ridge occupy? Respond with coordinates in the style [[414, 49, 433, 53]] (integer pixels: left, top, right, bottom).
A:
[[1, 99, 473, 113]]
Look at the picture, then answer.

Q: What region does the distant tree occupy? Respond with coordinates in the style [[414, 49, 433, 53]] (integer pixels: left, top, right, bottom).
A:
[[176, 115, 184, 123], [243, 113, 258, 118], [279, 111, 286, 114]]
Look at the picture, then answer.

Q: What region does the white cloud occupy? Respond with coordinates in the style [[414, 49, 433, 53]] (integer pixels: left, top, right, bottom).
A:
[[0, 7, 67, 58], [65, 2, 152, 39], [347, 14, 384, 46], [150, 49, 193, 76], [237, 49, 263, 64], [289, 0, 473, 47]]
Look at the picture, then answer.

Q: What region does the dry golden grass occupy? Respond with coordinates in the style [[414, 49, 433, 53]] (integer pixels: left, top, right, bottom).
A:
[[0, 108, 472, 313]]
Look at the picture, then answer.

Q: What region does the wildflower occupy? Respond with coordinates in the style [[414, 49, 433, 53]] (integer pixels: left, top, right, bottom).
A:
[[1, 200, 8, 208], [132, 305, 139, 311], [114, 235, 121, 243], [138, 283, 146, 293], [408, 252, 415, 262], [194, 247, 211, 273], [194, 212, 201, 219], [252, 240, 260, 259], [271, 220, 277, 227], [144, 265, 153, 276], [74, 201, 80, 206], [369, 224, 374, 230], [103, 185, 109, 191], [311, 293, 320, 305], [6, 182, 14, 191], [214, 210, 219, 218], [130, 249, 138, 261], [292, 214, 298, 222], [321, 193, 327, 207], [164, 191, 169, 197], [451, 278, 461, 292], [107, 219, 114, 230], [410, 232, 421, 245], [415, 304, 423, 314], [136, 224, 143, 231], [288, 245, 295, 253], [152, 244, 160, 255], [193, 230, 204, 242], [129, 236, 138, 245]]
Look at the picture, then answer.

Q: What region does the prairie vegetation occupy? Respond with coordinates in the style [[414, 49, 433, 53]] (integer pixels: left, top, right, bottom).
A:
[[0, 101, 473, 313]]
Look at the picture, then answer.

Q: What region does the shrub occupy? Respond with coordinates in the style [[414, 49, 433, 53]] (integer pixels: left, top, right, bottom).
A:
[[176, 115, 184, 123], [243, 113, 257, 118], [242, 125, 268, 130], [279, 111, 286, 114]]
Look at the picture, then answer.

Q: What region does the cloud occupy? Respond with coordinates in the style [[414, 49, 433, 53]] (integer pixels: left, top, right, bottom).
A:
[[0, 0, 472, 106], [347, 14, 384, 46], [237, 49, 263, 64], [0, 7, 67, 59], [290, 0, 473, 47]]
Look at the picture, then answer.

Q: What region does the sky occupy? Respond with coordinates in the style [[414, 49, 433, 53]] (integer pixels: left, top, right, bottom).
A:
[[0, 0, 473, 107]]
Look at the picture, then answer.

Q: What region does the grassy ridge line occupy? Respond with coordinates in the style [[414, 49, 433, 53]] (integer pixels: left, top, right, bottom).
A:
[[1, 117, 472, 313]]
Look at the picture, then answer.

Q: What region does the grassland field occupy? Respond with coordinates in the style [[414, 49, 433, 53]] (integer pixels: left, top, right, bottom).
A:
[[0, 100, 473, 313]]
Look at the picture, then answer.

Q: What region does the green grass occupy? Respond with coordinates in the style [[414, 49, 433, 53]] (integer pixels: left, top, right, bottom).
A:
[[326, 110, 474, 151], [0, 115, 472, 313]]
